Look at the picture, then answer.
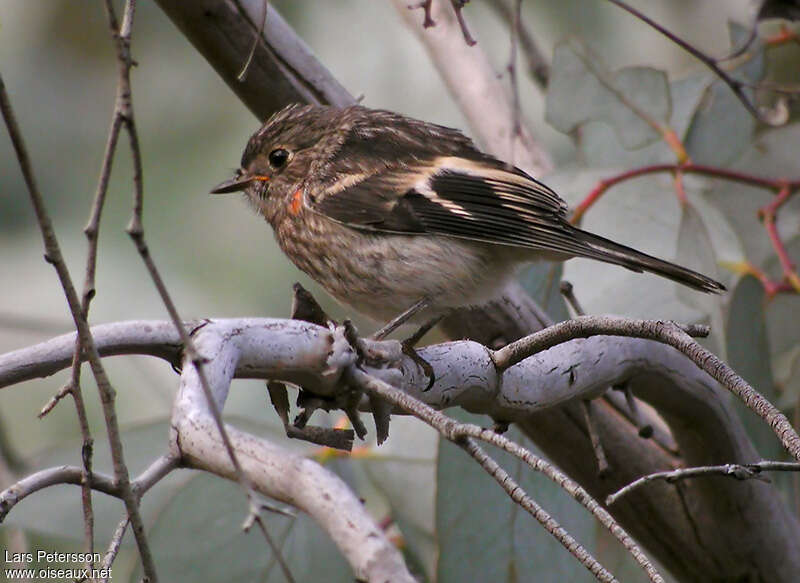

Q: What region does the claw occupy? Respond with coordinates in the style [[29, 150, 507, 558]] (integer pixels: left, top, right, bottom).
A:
[[402, 339, 436, 391]]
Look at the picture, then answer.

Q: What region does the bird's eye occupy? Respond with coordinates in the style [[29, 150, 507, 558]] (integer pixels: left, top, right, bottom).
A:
[[268, 148, 290, 168]]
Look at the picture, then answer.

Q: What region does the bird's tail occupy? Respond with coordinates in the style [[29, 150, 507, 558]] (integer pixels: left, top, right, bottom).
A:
[[569, 226, 726, 294]]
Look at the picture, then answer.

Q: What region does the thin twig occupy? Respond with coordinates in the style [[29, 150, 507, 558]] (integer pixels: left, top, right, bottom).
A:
[[449, 0, 477, 45], [408, 0, 435, 28], [759, 184, 800, 292], [486, 0, 549, 86], [492, 316, 800, 462], [603, 0, 781, 126], [0, 466, 117, 521], [0, 68, 157, 581], [607, 461, 800, 505], [347, 366, 664, 582], [0, 454, 178, 523], [100, 516, 129, 581], [559, 281, 585, 317], [106, 0, 291, 569], [460, 438, 619, 582], [570, 161, 800, 224], [580, 400, 610, 476], [243, 514, 296, 583], [237, 0, 269, 81]]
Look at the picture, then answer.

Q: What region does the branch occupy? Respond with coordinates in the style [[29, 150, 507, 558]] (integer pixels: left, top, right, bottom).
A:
[[494, 316, 800, 461], [486, 0, 549, 86], [0, 71, 157, 582], [0, 454, 178, 523], [607, 461, 800, 506], [172, 386, 413, 581], [89, 2, 800, 577], [347, 366, 663, 582], [603, 0, 783, 126], [155, 0, 353, 121], [393, 0, 552, 174]]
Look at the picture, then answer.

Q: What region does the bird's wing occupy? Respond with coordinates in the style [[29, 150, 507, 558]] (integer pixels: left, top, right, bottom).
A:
[[308, 155, 606, 258], [309, 154, 727, 292]]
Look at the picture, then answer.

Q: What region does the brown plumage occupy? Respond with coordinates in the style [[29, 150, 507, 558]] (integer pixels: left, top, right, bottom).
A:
[[211, 104, 724, 323]]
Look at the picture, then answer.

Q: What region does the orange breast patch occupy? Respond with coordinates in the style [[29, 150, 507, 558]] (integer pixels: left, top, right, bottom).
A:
[[289, 189, 303, 215]]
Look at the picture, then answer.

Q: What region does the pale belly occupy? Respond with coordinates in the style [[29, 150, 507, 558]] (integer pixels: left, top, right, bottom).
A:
[[274, 213, 520, 323]]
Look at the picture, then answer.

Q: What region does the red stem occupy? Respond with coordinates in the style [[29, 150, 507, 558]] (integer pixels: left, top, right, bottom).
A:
[[760, 185, 800, 292], [572, 162, 800, 224]]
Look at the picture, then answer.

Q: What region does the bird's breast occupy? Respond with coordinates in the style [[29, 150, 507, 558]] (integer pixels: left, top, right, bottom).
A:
[[271, 210, 518, 323]]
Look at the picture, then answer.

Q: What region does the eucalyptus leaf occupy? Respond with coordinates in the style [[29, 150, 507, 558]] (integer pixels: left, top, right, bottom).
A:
[[725, 276, 783, 459], [577, 72, 713, 168], [674, 195, 727, 354], [547, 39, 670, 150], [3, 420, 183, 542], [436, 410, 598, 582], [703, 123, 800, 265], [546, 168, 710, 320], [132, 473, 351, 582], [683, 23, 765, 166]]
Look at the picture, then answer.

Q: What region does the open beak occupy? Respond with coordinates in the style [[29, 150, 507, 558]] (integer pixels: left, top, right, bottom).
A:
[[210, 172, 269, 194]]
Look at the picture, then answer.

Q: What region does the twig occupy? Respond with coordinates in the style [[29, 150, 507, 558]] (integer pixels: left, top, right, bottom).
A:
[[559, 281, 585, 317], [0, 454, 178, 523], [606, 461, 800, 505], [620, 385, 654, 439], [460, 438, 619, 582], [486, 0, 549, 86], [603, 0, 781, 126], [410, 0, 476, 44], [759, 184, 800, 292], [237, 0, 269, 81], [0, 67, 157, 581], [449, 0, 477, 46], [102, 0, 276, 562], [580, 400, 610, 476], [492, 316, 800, 462], [100, 516, 129, 581], [570, 162, 800, 225], [243, 514, 296, 583], [0, 466, 116, 521], [508, 0, 522, 145], [347, 366, 664, 582], [570, 163, 799, 297], [408, 0, 435, 27]]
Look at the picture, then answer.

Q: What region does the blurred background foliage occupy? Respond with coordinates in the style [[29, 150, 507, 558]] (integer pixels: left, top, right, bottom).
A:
[[1, 1, 799, 581]]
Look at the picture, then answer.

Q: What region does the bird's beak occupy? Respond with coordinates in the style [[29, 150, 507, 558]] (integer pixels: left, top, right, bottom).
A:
[[210, 173, 269, 194]]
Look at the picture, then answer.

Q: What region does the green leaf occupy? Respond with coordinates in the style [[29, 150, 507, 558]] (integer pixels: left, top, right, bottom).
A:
[[546, 38, 671, 150], [683, 23, 765, 166], [518, 262, 570, 323], [725, 276, 783, 458], [133, 473, 352, 582], [436, 410, 598, 582], [545, 168, 712, 320], [359, 417, 438, 578], [3, 420, 184, 542], [577, 72, 712, 168], [703, 123, 800, 265], [674, 196, 727, 354]]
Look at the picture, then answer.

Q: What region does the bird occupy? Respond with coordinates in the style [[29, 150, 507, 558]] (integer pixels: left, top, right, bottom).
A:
[[211, 103, 725, 336]]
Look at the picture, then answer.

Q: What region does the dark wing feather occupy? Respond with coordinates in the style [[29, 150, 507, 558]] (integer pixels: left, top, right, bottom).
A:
[[310, 156, 725, 292], [311, 156, 604, 258]]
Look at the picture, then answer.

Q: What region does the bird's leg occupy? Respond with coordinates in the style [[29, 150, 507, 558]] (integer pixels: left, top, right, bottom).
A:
[[401, 313, 447, 392], [371, 297, 431, 341], [403, 314, 444, 348]]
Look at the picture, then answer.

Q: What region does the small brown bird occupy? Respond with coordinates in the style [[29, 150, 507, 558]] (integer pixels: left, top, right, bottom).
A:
[[211, 104, 724, 331]]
